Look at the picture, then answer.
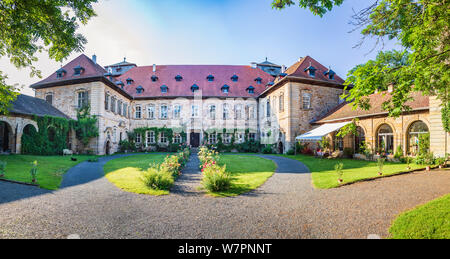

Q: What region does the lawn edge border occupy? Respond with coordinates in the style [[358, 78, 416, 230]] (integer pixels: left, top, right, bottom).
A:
[[0, 178, 40, 187]]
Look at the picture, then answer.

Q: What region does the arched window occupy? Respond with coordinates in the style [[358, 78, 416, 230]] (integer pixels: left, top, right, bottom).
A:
[[376, 124, 394, 154], [407, 121, 429, 156], [354, 126, 366, 153]]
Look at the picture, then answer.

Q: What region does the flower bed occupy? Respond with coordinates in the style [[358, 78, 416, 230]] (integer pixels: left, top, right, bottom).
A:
[[198, 146, 231, 193]]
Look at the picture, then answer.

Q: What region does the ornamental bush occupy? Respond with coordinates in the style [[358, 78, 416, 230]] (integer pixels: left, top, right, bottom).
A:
[[140, 165, 174, 190], [201, 163, 231, 192]]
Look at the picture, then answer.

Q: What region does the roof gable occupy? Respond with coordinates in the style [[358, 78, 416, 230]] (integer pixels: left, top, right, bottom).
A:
[[284, 56, 345, 84]]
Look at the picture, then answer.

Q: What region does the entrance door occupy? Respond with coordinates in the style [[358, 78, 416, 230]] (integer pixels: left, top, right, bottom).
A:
[[190, 132, 200, 147], [106, 141, 111, 155]]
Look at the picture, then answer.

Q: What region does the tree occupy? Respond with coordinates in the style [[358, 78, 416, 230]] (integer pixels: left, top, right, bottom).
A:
[[273, 0, 450, 132], [0, 0, 97, 114]]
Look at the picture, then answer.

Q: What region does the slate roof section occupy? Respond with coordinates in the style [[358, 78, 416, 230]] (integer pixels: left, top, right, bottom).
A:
[[9, 94, 70, 119], [116, 65, 273, 98], [314, 91, 429, 124]]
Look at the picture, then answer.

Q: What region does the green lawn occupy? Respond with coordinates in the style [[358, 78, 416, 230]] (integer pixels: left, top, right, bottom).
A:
[[208, 155, 277, 197], [0, 155, 96, 190], [103, 154, 167, 195], [389, 194, 450, 239], [281, 154, 426, 189]]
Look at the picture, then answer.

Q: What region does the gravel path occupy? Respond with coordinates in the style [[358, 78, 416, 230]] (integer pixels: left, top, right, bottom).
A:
[[0, 153, 449, 239]]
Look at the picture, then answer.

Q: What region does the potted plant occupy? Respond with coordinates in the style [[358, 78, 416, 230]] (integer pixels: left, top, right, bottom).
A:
[[335, 162, 344, 183], [30, 160, 38, 183], [0, 160, 6, 178], [377, 158, 385, 176]]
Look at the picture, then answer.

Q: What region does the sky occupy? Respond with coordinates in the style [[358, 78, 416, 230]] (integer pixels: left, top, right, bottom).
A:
[[1, 0, 399, 96]]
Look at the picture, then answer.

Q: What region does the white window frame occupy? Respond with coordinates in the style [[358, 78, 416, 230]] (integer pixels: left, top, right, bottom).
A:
[[208, 133, 217, 144], [174, 134, 182, 144], [173, 105, 181, 119], [77, 91, 89, 109], [135, 105, 142, 119], [160, 132, 168, 143], [146, 131, 155, 145], [303, 93, 312, 110], [147, 105, 155, 119], [223, 104, 229, 120], [160, 105, 168, 119], [209, 105, 216, 120], [191, 105, 199, 118]]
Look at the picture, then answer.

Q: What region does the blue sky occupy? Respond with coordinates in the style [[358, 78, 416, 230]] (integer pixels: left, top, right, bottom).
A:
[[1, 0, 399, 96]]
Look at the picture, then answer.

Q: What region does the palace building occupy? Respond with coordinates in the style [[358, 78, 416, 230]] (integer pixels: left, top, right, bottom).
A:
[[1, 53, 447, 157]]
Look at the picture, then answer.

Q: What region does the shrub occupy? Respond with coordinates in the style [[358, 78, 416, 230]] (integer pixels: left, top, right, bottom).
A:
[[140, 165, 174, 190], [435, 157, 445, 167], [335, 162, 344, 182], [415, 152, 435, 165], [160, 154, 182, 177], [262, 144, 274, 154], [0, 161, 6, 177], [286, 149, 295, 155], [202, 164, 231, 192], [30, 160, 38, 183], [119, 140, 136, 152], [394, 145, 403, 159], [377, 158, 385, 175]]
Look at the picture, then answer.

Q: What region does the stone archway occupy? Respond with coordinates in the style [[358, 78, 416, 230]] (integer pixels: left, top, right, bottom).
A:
[[0, 121, 13, 153]]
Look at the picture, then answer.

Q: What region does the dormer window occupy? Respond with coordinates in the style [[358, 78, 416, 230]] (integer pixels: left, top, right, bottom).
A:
[[279, 73, 287, 78], [231, 75, 239, 82], [116, 81, 124, 88], [136, 85, 144, 94], [221, 85, 230, 94], [161, 85, 168, 93], [191, 84, 199, 93], [56, 68, 66, 78], [247, 86, 255, 94], [324, 69, 336, 80], [207, 75, 214, 82], [175, 75, 183, 81], [73, 65, 85, 76], [304, 65, 317, 78], [126, 78, 134, 85], [267, 81, 275, 87], [151, 75, 159, 82], [254, 77, 262, 84]]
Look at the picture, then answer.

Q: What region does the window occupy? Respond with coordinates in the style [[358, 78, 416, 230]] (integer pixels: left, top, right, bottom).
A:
[[111, 97, 116, 113], [173, 105, 181, 119], [118, 100, 122, 115], [175, 75, 183, 81], [191, 84, 199, 93], [135, 133, 142, 144], [209, 105, 216, 120], [247, 86, 255, 94], [249, 133, 256, 141], [237, 133, 244, 143], [174, 134, 182, 144], [126, 78, 133, 85], [231, 75, 238, 82], [235, 104, 243, 120], [74, 66, 84, 76], [222, 85, 230, 94], [302, 93, 311, 109], [123, 103, 127, 117], [160, 132, 168, 143], [208, 133, 217, 144], [279, 93, 284, 112], [191, 105, 199, 118], [223, 104, 229, 120], [354, 127, 366, 153], [334, 134, 344, 151], [56, 68, 66, 78], [304, 65, 316, 78], [161, 85, 168, 93], [147, 105, 155, 119], [255, 77, 262, 84], [146, 131, 155, 145], [105, 94, 109, 110], [223, 134, 232, 144], [136, 86, 144, 94], [407, 121, 429, 156], [135, 105, 142, 119], [207, 75, 214, 82], [151, 75, 158, 82], [376, 124, 394, 154], [45, 94, 53, 105], [266, 99, 271, 117], [78, 91, 89, 109], [160, 105, 168, 119]]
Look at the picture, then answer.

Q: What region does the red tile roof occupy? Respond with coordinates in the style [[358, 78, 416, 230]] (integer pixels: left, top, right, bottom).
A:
[[315, 91, 429, 123], [284, 56, 345, 84], [116, 65, 273, 98], [31, 54, 107, 88]]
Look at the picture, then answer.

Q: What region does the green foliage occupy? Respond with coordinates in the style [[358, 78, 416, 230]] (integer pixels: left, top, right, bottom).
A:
[[435, 157, 446, 167], [262, 144, 275, 154], [272, 0, 344, 17], [418, 133, 430, 156], [377, 157, 385, 173], [202, 163, 231, 192], [318, 136, 331, 151], [140, 165, 174, 191], [337, 119, 358, 138], [0, 0, 97, 115], [343, 148, 354, 158], [21, 106, 99, 155], [73, 106, 99, 147], [274, 0, 450, 132], [415, 152, 435, 166], [0, 160, 6, 177], [334, 162, 344, 181], [30, 160, 38, 182], [394, 145, 404, 159]]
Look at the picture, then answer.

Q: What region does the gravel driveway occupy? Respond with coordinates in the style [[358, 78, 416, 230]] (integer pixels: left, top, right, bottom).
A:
[[0, 153, 449, 239]]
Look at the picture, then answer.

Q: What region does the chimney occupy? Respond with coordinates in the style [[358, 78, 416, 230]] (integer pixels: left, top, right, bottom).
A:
[[153, 64, 156, 72], [92, 54, 97, 64], [281, 65, 286, 73], [251, 62, 257, 69]]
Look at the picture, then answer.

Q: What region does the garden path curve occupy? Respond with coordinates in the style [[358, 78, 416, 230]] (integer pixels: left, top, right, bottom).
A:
[[0, 153, 449, 239]]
